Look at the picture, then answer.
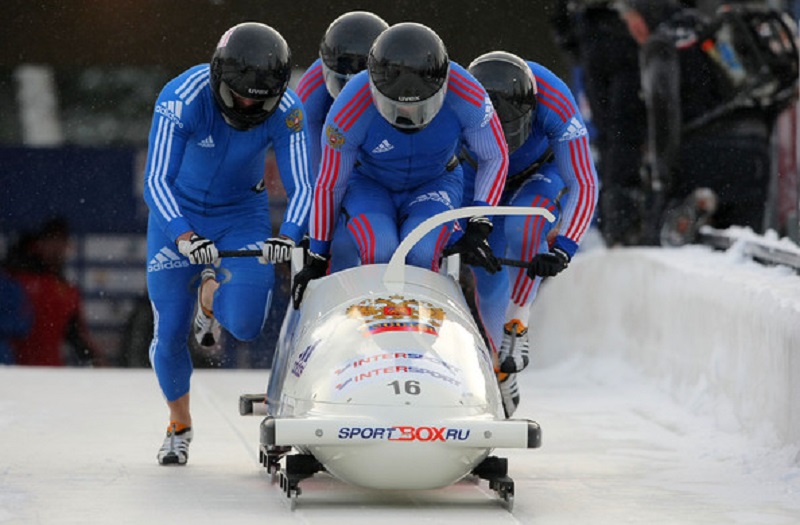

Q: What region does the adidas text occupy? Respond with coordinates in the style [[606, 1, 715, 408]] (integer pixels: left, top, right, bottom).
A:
[[156, 103, 184, 128], [148, 259, 190, 272], [148, 246, 189, 273]]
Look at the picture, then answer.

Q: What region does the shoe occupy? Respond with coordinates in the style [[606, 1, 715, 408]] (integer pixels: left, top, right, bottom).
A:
[[157, 422, 193, 465], [498, 319, 529, 374], [660, 188, 718, 247], [498, 372, 520, 418], [193, 268, 220, 347]]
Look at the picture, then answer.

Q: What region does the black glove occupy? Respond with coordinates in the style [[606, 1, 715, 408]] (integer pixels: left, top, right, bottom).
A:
[[177, 234, 219, 265], [261, 236, 295, 264], [527, 247, 570, 278], [291, 251, 330, 309], [445, 216, 501, 274]]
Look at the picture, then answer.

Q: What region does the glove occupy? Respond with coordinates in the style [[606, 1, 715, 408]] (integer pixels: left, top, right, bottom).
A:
[[261, 236, 295, 264], [291, 251, 330, 309], [527, 247, 570, 278], [177, 234, 219, 265], [445, 216, 501, 274]]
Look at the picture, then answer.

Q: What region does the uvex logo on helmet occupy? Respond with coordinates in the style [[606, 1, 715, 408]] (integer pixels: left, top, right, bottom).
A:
[[210, 22, 292, 130], [367, 22, 449, 131]]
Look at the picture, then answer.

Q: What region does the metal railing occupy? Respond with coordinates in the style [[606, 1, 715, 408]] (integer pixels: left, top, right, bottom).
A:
[[697, 226, 800, 273]]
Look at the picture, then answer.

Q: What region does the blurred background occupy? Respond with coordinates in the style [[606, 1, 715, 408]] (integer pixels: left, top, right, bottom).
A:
[[0, 0, 797, 367], [0, 0, 571, 367]]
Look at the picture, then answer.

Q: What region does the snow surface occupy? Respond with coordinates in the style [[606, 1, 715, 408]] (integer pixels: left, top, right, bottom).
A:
[[1, 239, 800, 524]]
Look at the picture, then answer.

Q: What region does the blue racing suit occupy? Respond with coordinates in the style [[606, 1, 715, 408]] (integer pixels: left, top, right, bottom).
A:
[[295, 59, 330, 171], [143, 64, 312, 401], [296, 58, 358, 271], [308, 62, 508, 271], [461, 60, 599, 353]]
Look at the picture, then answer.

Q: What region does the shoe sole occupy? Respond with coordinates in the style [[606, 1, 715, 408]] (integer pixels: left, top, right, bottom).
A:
[[200, 332, 216, 347], [158, 453, 187, 466]]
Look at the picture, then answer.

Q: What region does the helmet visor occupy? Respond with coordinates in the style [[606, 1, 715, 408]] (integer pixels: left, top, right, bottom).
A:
[[369, 80, 447, 130], [501, 112, 533, 153], [321, 63, 353, 99]]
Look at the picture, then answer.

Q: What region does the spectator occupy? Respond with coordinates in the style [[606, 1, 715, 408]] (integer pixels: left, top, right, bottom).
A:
[[551, 0, 648, 246], [631, 1, 799, 243], [4, 217, 103, 366], [0, 268, 33, 364]]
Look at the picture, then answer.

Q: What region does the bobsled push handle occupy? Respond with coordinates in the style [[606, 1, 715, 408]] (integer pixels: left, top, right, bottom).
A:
[[217, 249, 304, 270], [218, 249, 262, 258], [216, 249, 530, 268], [383, 205, 556, 285]]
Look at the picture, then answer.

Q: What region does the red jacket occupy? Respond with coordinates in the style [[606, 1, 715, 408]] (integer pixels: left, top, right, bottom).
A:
[[11, 271, 82, 366]]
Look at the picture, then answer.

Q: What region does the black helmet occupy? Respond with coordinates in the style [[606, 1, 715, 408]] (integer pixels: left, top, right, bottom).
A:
[[320, 11, 389, 99], [468, 51, 537, 153], [367, 22, 449, 131], [210, 22, 292, 130]]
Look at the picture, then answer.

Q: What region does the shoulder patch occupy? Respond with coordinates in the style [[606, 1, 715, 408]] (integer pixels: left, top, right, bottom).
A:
[[325, 125, 345, 149], [285, 108, 304, 132]]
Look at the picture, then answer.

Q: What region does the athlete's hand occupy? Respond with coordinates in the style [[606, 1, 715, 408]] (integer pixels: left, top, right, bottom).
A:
[[527, 247, 570, 278], [291, 251, 330, 309], [260, 236, 295, 264], [445, 216, 501, 274], [177, 234, 219, 265]]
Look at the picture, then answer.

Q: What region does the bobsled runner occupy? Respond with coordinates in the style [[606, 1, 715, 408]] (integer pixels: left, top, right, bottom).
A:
[[238, 206, 554, 510]]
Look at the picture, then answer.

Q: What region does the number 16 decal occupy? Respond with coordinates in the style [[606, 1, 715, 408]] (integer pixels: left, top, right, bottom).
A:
[[388, 380, 421, 395]]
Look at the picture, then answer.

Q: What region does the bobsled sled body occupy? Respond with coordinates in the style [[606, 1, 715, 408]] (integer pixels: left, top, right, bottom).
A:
[[267, 262, 517, 489], [242, 206, 550, 502]]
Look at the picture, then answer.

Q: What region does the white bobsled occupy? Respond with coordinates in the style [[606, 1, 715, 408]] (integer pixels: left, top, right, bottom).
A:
[[239, 206, 554, 510]]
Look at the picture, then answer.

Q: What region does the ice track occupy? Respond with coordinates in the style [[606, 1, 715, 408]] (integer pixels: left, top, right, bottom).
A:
[[3, 243, 800, 524], [1, 359, 798, 524]]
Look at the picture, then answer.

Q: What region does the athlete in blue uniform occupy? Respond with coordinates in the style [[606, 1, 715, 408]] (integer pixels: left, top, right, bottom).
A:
[[143, 23, 312, 465], [291, 23, 508, 307], [459, 52, 598, 416], [296, 11, 389, 271]]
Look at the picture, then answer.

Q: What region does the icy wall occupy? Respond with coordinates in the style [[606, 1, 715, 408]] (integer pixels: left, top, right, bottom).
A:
[[530, 245, 800, 450]]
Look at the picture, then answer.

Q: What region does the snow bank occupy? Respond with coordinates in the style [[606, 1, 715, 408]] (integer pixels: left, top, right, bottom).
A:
[[530, 244, 800, 451]]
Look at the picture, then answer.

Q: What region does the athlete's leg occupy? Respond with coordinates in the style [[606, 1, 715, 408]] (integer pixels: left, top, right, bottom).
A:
[[330, 213, 360, 272], [470, 217, 509, 356], [204, 213, 274, 343], [400, 170, 463, 270], [146, 215, 198, 421], [149, 268, 198, 465], [503, 167, 565, 325], [342, 174, 399, 265]]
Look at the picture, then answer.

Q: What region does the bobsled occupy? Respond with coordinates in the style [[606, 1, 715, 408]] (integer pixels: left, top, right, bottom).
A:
[[239, 206, 554, 510]]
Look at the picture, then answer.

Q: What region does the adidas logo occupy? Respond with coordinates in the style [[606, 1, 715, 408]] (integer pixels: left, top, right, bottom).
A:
[[409, 190, 453, 207], [559, 117, 588, 142], [148, 246, 190, 272], [372, 139, 394, 154], [198, 135, 215, 148]]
